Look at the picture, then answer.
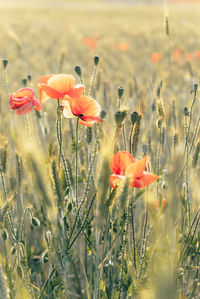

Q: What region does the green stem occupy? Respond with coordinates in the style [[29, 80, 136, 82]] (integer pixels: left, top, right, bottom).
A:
[[56, 99, 62, 166], [75, 117, 79, 205], [25, 114, 30, 138]]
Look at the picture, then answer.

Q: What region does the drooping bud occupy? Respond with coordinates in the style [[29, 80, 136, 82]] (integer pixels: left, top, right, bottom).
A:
[[184, 107, 189, 116], [157, 118, 162, 129]]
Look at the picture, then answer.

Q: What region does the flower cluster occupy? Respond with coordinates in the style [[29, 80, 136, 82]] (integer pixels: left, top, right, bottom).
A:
[[9, 73, 102, 127], [9, 73, 158, 190]]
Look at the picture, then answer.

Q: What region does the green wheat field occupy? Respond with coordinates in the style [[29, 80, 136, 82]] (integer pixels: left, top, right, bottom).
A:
[[0, 1, 200, 298]]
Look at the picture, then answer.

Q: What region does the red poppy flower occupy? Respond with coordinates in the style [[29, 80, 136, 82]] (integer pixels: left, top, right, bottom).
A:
[[38, 74, 84, 103], [110, 151, 158, 189], [62, 95, 102, 127], [9, 88, 42, 115], [151, 52, 162, 63]]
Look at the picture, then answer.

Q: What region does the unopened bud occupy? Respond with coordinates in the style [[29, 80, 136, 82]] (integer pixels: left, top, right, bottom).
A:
[[130, 111, 138, 124], [94, 55, 100, 66], [115, 111, 126, 127], [74, 65, 82, 77], [118, 86, 124, 98], [22, 78, 27, 87], [2, 59, 8, 69], [100, 110, 106, 120], [184, 107, 189, 116]]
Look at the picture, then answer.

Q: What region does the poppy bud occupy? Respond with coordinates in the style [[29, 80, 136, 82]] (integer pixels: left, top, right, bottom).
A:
[[68, 202, 72, 213], [2, 229, 8, 241], [27, 74, 32, 81], [194, 83, 198, 93], [31, 217, 40, 227], [157, 119, 162, 129], [94, 55, 100, 66], [115, 111, 126, 127], [184, 107, 189, 116], [22, 78, 27, 87], [2, 59, 8, 69], [130, 111, 138, 124], [74, 65, 82, 77], [100, 110, 106, 120], [118, 86, 124, 98]]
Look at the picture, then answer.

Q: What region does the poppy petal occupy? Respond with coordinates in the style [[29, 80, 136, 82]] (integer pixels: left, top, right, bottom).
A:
[[67, 84, 85, 99], [130, 171, 158, 188], [14, 88, 34, 100], [39, 84, 65, 101], [110, 174, 125, 188], [110, 151, 135, 175], [48, 74, 75, 93], [70, 96, 101, 118], [33, 99, 42, 111], [125, 156, 149, 179], [16, 102, 33, 115], [38, 74, 53, 84], [62, 101, 75, 119]]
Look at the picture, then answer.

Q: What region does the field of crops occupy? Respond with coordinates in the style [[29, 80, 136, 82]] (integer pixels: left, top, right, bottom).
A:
[[0, 1, 200, 298]]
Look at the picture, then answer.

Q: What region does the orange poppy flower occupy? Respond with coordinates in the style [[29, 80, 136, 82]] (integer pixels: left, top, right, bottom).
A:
[[195, 50, 200, 58], [110, 151, 158, 189], [62, 95, 102, 127], [119, 42, 129, 52], [9, 88, 42, 115], [38, 74, 84, 103], [151, 52, 162, 63], [83, 37, 98, 50]]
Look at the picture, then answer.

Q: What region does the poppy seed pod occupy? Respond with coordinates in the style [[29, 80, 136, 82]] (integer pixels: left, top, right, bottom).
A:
[[130, 111, 139, 124], [74, 65, 82, 77], [115, 111, 127, 127], [194, 83, 198, 92], [118, 86, 124, 98], [2, 59, 8, 69], [94, 55, 100, 66]]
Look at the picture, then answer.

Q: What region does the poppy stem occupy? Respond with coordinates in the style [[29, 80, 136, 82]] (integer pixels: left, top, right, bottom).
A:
[[56, 99, 62, 166], [75, 116, 79, 205]]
